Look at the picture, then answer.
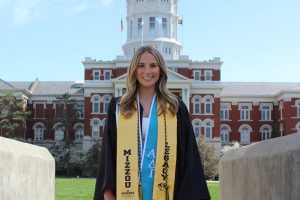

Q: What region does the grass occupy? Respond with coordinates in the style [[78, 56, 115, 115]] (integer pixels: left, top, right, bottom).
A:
[[56, 178, 219, 200]]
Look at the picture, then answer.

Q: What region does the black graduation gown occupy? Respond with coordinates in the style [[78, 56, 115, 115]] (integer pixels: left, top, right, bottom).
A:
[[93, 97, 211, 200]]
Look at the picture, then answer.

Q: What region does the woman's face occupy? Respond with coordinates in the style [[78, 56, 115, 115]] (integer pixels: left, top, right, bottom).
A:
[[136, 51, 161, 90]]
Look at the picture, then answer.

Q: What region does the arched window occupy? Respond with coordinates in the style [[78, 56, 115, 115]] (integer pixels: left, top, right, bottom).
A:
[[220, 125, 230, 143], [260, 125, 271, 141], [296, 122, 300, 133], [192, 119, 201, 138], [203, 96, 214, 115], [194, 99, 200, 114], [296, 100, 300, 118], [239, 125, 251, 144], [33, 123, 45, 141], [54, 124, 64, 141], [91, 118, 101, 138], [74, 123, 84, 141], [91, 95, 101, 113], [204, 119, 214, 139], [103, 96, 111, 113]]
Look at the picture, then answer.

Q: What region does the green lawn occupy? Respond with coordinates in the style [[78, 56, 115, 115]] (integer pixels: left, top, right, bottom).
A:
[[56, 178, 219, 200]]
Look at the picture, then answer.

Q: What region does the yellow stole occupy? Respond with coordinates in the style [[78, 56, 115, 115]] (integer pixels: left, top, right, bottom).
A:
[[116, 101, 177, 200]]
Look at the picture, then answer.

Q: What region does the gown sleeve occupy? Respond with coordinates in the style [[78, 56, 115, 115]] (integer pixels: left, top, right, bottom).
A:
[[174, 101, 211, 200], [93, 97, 118, 200]]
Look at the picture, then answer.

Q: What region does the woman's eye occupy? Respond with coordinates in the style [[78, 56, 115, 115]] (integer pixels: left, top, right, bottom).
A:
[[150, 64, 157, 68], [138, 64, 144, 68]]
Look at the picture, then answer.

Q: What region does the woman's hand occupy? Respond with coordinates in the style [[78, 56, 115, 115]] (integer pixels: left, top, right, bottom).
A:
[[104, 188, 116, 200]]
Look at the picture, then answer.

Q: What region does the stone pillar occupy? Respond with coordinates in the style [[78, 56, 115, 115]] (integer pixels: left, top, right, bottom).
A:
[[0, 137, 55, 200], [219, 134, 300, 200]]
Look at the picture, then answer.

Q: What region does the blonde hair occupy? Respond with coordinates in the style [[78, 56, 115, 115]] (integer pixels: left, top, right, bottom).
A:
[[120, 46, 179, 118]]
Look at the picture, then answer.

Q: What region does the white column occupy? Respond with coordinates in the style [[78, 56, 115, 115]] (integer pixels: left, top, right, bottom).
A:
[[186, 88, 190, 112]]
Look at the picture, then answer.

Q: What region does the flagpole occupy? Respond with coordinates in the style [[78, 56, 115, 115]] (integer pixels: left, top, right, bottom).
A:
[[181, 17, 184, 54], [120, 17, 123, 54], [141, 20, 144, 47]]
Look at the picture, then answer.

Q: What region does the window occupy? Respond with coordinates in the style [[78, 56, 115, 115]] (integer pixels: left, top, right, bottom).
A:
[[204, 70, 212, 81], [138, 18, 143, 37], [162, 18, 167, 36], [103, 96, 111, 113], [240, 106, 250, 120], [34, 102, 45, 118], [296, 122, 300, 133], [74, 124, 84, 141], [104, 71, 111, 80], [33, 123, 44, 141], [279, 101, 283, 119], [149, 17, 155, 35], [240, 126, 250, 144], [91, 95, 100, 113], [261, 126, 271, 141], [220, 126, 230, 143], [205, 99, 212, 114], [220, 104, 229, 120], [129, 20, 133, 39], [192, 120, 201, 138], [77, 104, 84, 119], [93, 71, 100, 80], [297, 101, 300, 118], [261, 106, 271, 121], [54, 125, 64, 141], [91, 119, 101, 138], [193, 97, 201, 114], [55, 103, 64, 118], [194, 70, 201, 80], [204, 121, 213, 139]]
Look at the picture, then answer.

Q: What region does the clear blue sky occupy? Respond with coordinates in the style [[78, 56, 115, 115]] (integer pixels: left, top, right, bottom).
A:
[[1, 0, 299, 82]]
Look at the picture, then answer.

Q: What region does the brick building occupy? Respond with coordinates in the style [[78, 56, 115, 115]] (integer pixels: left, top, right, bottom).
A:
[[1, 0, 300, 155]]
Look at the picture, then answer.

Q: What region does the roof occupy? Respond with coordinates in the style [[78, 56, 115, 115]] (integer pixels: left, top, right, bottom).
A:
[[32, 81, 83, 95], [221, 82, 300, 97]]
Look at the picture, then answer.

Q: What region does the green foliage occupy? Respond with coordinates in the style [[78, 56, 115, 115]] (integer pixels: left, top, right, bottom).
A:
[[84, 139, 102, 177], [197, 138, 219, 179], [0, 91, 31, 138], [271, 114, 280, 138]]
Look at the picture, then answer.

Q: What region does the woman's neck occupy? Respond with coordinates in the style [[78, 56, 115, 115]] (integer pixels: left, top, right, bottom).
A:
[[138, 87, 156, 101]]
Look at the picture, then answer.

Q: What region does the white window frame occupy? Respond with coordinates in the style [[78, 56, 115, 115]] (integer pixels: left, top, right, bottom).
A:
[[260, 125, 271, 141], [192, 96, 201, 114], [220, 103, 231, 120], [295, 100, 300, 118], [93, 70, 100, 80], [76, 103, 84, 119], [91, 118, 101, 138], [74, 123, 84, 141], [203, 96, 214, 115], [192, 119, 201, 138], [239, 103, 252, 121], [260, 103, 273, 121], [137, 18, 143, 37], [54, 124, 64, 142], [104, 70, 112, 80], [193, 70, 201, 80], [33, 122, 45, 141], [203, 119, 214, 140], [102, 95, 112, 114], [162, 17, 167, 36], [239, 124, 252, 144], [220, 125, 231, 143], [91, 95, 101, 114], [204, 70, 212, 81], [149, 17, 155, 36]]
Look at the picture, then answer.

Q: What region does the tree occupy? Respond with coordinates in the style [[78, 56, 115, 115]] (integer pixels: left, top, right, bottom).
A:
[[197, 137, 219, 180], [0, 91, 31, 138], [271, 114, 280, 138], [84, 139, 103, 177], [54, 92, 78, 141], [48, 92, 80, 176]]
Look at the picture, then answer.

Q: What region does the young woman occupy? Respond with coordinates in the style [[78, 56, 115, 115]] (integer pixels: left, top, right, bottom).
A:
[[94, 46, 210, 200]]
